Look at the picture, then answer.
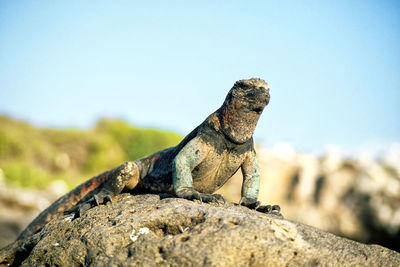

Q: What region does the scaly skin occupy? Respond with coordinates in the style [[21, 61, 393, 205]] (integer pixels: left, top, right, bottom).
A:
[[17, 78, 280, 241]]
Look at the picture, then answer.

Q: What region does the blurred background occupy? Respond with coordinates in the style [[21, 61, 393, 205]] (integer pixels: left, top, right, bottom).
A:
[[0, 1, 399, 251]]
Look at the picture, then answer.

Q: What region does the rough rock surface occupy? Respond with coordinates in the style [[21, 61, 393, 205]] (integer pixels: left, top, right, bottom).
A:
[[1, 194, 399, 266], [221, 144, 400, 251]]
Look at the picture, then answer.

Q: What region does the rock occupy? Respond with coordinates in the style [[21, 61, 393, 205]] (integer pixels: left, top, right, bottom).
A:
[[0, 175, 64, 249], [253, 145, 400, 252], [1, 194, 399, 266]]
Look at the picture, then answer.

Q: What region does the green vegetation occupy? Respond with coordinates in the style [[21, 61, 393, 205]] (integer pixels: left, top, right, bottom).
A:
[[0, 115, 182, 189]]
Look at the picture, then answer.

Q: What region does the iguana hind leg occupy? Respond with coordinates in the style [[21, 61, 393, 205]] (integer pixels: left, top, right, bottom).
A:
[[69, 161, 140, 219]]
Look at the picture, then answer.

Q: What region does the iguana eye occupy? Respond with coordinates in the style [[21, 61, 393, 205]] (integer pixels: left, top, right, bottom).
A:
[[245, 92, 256, 98]]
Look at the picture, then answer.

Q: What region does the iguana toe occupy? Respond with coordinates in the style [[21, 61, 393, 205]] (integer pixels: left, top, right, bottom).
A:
[[239, 197, 283, 215], [176, 188, 226, 204], [176, 187, 202, 201], [256, 205, 272, 213], [71, 194, 113, 220], [182, 191, 202, 202], [213, 194, 226, 205], [93, 195, 100, 206], [199, 193, 214, 203], [92, 193, 114, 205], [71, 202, 92, 220], [196, 193, 226, 204], [104, 195, 113, 204], [255, 204, 281, 216], [272, 205, 280, 212], [239, 197, 261, 209]]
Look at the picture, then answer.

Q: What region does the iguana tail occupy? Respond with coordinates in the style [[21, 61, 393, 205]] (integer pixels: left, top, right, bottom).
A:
[[17, 168, 115, 241]]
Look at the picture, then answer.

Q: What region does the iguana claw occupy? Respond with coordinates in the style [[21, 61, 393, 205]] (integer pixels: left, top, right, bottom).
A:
[[92, 194, 113, 207], [214, 194, 226, 205], [255, 204, 281, 214], [71, 194, 113, 220], [255, 205, 272, 213], [272, 204, 280, 212], [176, 188, 226, 204], [239, 197, 261, 209], [197, 193, 226, 204], [206, 193, 226, 205], [93, 195, 100, 206], [104, 195, 113, 204], [239, 197, 281, 215]]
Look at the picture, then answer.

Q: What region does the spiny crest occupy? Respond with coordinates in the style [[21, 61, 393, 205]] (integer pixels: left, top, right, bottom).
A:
[[234, 78, 268, 90], [229, 78, 268, 99]]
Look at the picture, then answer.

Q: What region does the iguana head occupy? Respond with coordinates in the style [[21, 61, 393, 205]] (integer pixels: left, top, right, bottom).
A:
[[219, 78, 270, 144]]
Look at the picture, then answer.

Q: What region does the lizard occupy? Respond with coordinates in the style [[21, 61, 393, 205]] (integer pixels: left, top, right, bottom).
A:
[[17, 78, 280, 242]]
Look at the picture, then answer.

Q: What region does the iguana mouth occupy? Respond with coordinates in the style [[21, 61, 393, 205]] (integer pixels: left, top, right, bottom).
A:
[[252, 107, 264, 114], [248, 91, 269, 114]]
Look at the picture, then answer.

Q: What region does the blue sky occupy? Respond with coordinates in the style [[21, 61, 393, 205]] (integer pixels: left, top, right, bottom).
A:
[[1, 1, 399, 154]]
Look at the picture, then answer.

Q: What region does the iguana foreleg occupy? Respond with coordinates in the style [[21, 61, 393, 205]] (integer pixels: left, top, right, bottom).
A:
[[239, 151, 280, 213], [172, 137, 225, 203]]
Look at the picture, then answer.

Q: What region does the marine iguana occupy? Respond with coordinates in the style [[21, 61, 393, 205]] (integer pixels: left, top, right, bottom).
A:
[[17, 78, 280, 241]]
